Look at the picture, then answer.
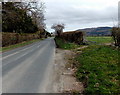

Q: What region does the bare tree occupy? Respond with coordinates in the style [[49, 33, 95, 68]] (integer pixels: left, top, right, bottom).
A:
[[51, 23, 65, 37], [111, 27, 120, 47], [3, 0, 46, 31], [15, 1, 46, 31]]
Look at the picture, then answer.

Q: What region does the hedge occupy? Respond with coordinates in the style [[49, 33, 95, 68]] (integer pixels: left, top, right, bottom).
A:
[[2, 32, 40, 47]]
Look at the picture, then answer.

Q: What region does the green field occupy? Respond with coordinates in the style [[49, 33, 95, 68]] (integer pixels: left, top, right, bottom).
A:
[[75, 45, 119, 94], [86, 36, 113, 44]]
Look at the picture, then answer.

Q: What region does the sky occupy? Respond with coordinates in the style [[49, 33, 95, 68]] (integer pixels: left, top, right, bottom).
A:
[[3, 0, 120, 32], [42, 0, 119, 32]]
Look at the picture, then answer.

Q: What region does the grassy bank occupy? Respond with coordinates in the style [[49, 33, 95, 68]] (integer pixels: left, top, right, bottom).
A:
[[75, 45, 119, 94], [54, 36, 119, 94], [54, 37, 79, 50], [86, 36, 113, 44], [1, 39, 43, 52]]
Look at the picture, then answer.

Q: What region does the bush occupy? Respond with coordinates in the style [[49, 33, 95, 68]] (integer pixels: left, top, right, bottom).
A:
[[111, 27, 120, 47]]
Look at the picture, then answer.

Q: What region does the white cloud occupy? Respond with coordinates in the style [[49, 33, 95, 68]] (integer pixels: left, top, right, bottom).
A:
[[42, 0, 119, 32]]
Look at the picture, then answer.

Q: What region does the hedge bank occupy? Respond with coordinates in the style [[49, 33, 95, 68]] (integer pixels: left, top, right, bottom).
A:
[[60, 31, 83, 45], [2, 32, 40, 47]]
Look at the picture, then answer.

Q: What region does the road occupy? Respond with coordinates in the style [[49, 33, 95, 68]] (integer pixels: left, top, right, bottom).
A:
[[2, 38, 56, 93]]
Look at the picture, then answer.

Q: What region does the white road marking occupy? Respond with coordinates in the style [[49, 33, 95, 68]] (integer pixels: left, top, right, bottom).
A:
[[2, 52, 19, 60], [2, 52, 29, 66], [2, 46, 44, 67], [2, 45, 35, 60], [19, 45, 33, 52], [37, 45, 41, 48]]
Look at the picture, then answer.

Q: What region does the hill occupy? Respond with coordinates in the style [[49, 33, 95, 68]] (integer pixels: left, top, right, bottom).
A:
[[76, 27, 112, 36]]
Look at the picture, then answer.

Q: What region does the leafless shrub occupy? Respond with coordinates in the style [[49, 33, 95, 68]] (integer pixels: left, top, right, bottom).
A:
[[111, 27, 120, 47]]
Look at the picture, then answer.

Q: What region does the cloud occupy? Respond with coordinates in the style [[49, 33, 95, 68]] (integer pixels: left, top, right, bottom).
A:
[[42, 0, 119, 32]]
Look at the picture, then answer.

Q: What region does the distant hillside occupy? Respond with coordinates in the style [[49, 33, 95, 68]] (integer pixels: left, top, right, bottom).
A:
[[76, 27, 112, 36]]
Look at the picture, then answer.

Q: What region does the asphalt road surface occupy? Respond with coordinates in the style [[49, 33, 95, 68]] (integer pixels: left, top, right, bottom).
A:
[[2, 38, 55, 93]]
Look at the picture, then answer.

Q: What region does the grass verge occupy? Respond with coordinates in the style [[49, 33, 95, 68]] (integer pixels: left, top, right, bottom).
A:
[[75, 45, 119, 94], [54, 37, 80, 50], [1, 39, 43, 52]]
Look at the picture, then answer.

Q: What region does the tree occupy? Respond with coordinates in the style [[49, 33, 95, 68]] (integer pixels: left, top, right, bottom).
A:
[[111, 27, 120, 47], [2, 1, 45, 34], [2, 2, 37, 33], [51, 23, 65, 37], [15, 1, 46, 31]]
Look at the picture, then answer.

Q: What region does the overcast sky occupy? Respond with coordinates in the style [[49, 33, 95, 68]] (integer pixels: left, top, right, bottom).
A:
[[42, 0, 119, 32]]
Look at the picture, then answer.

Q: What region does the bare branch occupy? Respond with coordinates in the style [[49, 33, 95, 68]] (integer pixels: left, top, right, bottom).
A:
[[51, 23, 65, 37]]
